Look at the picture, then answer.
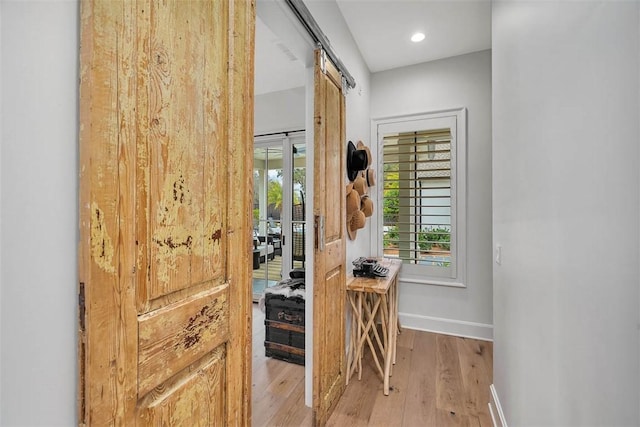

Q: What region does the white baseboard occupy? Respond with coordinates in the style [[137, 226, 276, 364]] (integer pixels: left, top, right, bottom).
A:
[[489, 384, 507, 427], [398, 312, 493, 341]]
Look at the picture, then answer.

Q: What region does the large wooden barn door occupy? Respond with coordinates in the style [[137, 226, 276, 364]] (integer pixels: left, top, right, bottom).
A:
[[78, 1, 254, 425], [312, 49, 347, 426]]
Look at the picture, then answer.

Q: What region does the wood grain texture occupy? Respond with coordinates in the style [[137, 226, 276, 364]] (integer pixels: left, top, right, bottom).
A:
[[338, 331, 493, 427], [264, 375, 309, 427], [79, 1, 138, 423], [226, 0, 256, 425], [79, 1, 254, 425], [251, 305, 493, 427], [457, 337, 494, 426], [436, 334, 466, 415], [138, 286, 229, 396], [139, 0, 228, 306], [365, 340, 414, 426], [313, 48, 347, 427], [402, 329, 438, 426], [138, 347, 226, 426], [326, 350, 381, 427]]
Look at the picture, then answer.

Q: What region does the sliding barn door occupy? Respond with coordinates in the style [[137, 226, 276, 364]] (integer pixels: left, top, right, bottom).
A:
[[78, 1, 254, 425], [313, 49, 347, 426]]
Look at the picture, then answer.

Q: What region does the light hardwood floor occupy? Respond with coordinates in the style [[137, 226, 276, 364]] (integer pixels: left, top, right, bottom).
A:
[[251, 304, 493, 427]]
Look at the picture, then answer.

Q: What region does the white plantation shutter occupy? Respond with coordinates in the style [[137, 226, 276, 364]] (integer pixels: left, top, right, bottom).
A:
[[376, 110, 466, 285], [382, 129, 452, 263]]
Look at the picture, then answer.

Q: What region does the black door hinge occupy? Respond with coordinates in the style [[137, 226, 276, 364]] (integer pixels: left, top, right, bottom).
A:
[[79, 282, 85, 332]]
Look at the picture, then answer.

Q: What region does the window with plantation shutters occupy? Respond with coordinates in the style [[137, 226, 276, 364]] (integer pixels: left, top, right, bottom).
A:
[[375, 110, 466, 286]]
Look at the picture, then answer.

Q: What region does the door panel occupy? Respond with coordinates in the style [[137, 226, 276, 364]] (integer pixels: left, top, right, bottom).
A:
[[313, 49, 347, 426], [137, 285, 229, 397], [78, 1, 254, 425], [137, 347, 226, 425], [139, 0, 228, 307]]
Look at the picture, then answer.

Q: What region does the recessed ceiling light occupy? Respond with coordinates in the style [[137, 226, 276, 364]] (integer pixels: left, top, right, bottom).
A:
[[411, 32, 426, 43]]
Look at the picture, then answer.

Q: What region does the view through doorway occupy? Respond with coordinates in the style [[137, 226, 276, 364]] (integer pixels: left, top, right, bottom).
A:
[[252, 133, 307, 301], [251, 132, 309, 425]]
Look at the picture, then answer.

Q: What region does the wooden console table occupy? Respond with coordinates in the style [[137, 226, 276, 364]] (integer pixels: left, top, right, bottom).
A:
[[346, 258, 401, 395]]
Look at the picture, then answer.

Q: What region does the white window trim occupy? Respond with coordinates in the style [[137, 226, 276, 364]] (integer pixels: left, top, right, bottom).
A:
[[371, 108, 467, 288]]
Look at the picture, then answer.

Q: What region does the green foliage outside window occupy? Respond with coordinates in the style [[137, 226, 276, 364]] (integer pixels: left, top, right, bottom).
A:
[[267, 179, 283, 210], [383, 163, 451, 252], [383, 226, 398, 248], [383, 164, 399, 224], [383, 226, 450, 251], [382, 163, 399, 249], [418, 227, 451, 251]]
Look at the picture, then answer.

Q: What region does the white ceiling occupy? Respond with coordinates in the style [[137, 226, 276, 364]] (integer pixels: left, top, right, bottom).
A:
[[254, 15, 307, 95], [254, 0, 491, 95], [336, 0, 491, 73]]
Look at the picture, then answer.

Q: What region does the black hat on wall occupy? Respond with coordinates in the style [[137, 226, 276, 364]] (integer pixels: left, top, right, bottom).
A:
[[347, 140, 368, 182]]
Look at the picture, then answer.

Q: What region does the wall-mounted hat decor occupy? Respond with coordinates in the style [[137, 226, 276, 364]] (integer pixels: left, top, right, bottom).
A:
[[361, 195, 374, 218], [348, 209, 366, 240], [357, 140, 372, 169], [366, 168, 376, 187], [347, 140, 368, 182], [346, 139, 376, 240], [353, 172, 367, 196], [346, 184, 361, 223]]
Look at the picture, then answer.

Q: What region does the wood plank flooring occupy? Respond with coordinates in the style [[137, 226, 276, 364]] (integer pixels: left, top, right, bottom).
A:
[[251, 305, 493, 427]]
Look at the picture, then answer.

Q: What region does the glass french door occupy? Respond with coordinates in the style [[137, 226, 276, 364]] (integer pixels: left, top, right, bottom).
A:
[[252, 132, 306, 301]]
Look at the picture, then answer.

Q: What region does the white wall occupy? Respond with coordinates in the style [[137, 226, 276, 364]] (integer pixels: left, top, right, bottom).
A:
[[301, 0, 372, 407], [1, 1, 78, 425], [257, 0, 373, 408], [492, 2, 639, 425], [305, 0, 372, 265], [256, 0, 372, 261], [371, 50, 493, 339], [254, 86, 306, 135]]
